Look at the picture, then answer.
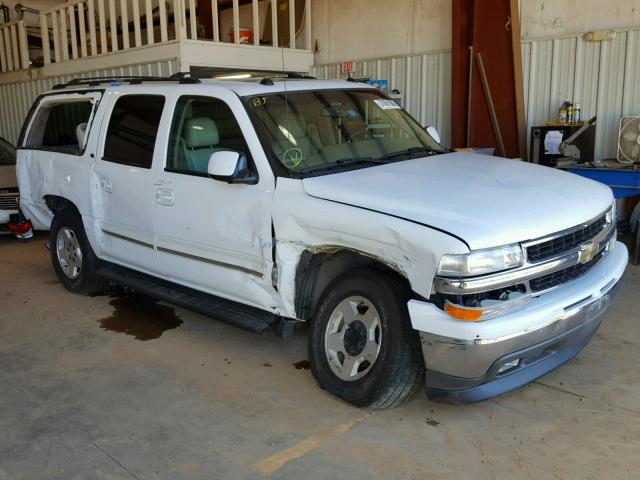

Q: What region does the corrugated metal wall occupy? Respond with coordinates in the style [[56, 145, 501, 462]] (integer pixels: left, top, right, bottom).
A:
[[0, 59, 179, 145], [312, 50, 452, 147], [522, 28, 640, 160]]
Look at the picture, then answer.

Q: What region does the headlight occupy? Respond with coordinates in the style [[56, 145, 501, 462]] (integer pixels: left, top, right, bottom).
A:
[[438, 244, 524, 277], [606, 202, 616, 225]]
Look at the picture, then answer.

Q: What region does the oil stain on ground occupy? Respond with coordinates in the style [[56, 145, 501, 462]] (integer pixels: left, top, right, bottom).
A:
[[99, 289, 183, 341], [293, 360, 310, 370]]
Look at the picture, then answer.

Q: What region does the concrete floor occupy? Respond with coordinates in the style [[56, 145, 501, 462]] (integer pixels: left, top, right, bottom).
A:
[[1, 233, 639, 480]]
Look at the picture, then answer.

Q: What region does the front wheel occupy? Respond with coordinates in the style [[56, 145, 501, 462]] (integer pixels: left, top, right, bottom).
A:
[[309, 270, 424, 409], [50, 209, 104, 294]]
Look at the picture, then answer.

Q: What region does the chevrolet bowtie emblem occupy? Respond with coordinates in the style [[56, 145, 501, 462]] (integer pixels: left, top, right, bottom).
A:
[[577, 241, 598, 264]]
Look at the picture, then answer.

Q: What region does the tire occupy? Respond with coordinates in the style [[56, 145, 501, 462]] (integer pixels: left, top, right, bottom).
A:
[[309, 269, 424, 409], [49, 208, 104, 294]]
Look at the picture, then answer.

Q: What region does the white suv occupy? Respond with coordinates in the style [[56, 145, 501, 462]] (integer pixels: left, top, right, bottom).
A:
[[17, 76, 627, 407]]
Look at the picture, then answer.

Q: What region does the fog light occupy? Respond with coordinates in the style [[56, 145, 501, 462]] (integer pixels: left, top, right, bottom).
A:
[[498, 359, 520, 374]]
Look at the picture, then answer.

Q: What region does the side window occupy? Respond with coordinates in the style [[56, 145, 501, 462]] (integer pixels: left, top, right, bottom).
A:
[[25, 99, 94, 153], [103, 95, 165, 169], [167, 95, 251, 174]]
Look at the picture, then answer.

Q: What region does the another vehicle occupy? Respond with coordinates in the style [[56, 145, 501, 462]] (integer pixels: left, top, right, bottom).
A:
[[0, 137, 32, 239], [17, 77, 627, 407]]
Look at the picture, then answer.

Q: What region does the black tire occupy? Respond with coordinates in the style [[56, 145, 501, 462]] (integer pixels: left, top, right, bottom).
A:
[[309, 269, 424, 409], [49, 208, 104, 294]]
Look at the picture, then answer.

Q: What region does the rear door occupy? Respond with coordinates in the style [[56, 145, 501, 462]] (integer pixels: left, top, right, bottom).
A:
[[92, 92, 166, 275]]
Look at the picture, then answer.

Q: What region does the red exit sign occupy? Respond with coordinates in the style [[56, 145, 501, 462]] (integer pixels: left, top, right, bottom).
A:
[[342, 61, 354, 74]]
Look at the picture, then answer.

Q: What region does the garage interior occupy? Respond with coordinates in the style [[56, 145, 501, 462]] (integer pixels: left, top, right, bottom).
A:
[[1, 0, 640, 479]]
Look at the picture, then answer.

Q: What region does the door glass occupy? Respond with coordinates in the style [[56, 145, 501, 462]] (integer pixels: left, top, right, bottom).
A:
[[104, 95, 165, 168], [25, 100, 93, 153], [167, 96, 251, 175]]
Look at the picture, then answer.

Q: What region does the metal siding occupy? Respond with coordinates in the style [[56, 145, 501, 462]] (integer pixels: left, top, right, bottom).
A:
[[523, 28, 640, 161], [312, 50, 453, 147], [0, 59, 179, 145]]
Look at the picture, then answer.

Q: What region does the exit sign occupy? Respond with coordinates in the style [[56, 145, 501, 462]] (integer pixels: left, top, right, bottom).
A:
[[342, 61, 354, 74]]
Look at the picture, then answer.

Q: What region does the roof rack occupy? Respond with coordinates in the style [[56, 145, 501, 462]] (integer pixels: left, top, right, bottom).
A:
[[52, 74, 200, 90]]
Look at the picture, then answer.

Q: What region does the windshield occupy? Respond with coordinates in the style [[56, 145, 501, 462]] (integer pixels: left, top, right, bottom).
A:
[[0, 138, 16, 166], [246, 89, 444, 176]]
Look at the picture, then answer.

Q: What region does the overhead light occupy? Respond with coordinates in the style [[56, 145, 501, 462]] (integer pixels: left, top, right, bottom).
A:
[[215, 73, 252, 80]]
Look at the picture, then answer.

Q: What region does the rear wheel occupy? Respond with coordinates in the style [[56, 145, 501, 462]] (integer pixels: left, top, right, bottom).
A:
[[309, 270, 424, 408], [50, 209, 104, 294]]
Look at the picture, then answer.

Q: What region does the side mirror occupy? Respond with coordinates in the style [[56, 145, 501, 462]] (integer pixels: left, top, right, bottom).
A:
[[425, 125, 441, 144], [207, 151, 258, 185]]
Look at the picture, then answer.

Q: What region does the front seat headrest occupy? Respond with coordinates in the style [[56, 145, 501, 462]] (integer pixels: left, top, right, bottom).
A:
[[183, 117, 220, 149], [76, 122, 88, 148]]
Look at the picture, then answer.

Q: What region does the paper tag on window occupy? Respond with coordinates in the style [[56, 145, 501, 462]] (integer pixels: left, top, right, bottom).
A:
[[374, 99, 401, 110]]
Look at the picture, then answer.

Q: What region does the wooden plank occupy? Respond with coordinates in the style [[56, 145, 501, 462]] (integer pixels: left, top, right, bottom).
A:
[[145, 0, 154, 43], [132, 0, 142, 46], [173, 0, 185, 40], [232, 0, 239, 43], [212, 0, 219, 42], [289, 0, 294, 48], [4, 27, 14, 70], [60, 7, 69, 60], [87, 0, 97, 55], [158, 0, 168, 42], [18, 21, 29, 68], [10, 24, 20, 68], [476, 52, 506, 157], [304, 0, 310, 50], [78, 3, 88, 57], [271, 0, 277, 47], [120, 0, 130, 49], [51, 10, 61, 62], [68, 5, 78, 59], [0, 29, 7, 72], [189, 0, 197, 39], [252, 0, 259, 45], [40, 14, 51, 64], [108, 0, 118, 52], [98, 0, 108, 53], [509, 0, 527, 160]]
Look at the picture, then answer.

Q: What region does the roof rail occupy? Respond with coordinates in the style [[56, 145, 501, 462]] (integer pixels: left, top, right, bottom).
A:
[[52, 74, 200, 90]]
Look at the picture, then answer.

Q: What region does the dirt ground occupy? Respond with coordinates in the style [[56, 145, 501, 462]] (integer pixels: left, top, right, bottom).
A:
[[1, 233, 639, 480]]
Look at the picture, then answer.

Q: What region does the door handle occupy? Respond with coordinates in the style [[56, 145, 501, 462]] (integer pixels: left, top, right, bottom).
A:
[[99, 177, 112, 193], [156, 188, 175, 206]]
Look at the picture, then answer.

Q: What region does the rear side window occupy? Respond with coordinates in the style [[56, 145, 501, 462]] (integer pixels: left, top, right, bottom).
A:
[[25, 99, 94, 153], [103, 95, 165, 169]]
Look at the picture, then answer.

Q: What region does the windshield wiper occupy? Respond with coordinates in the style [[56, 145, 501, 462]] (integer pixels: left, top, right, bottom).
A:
[[298, 156, 388, 174], [382, 146, 436, 161]]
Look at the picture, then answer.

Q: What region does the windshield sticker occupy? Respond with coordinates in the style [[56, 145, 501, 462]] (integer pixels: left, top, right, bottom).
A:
[[282, 147, 304, 168], [374, 99, 401, 110], [252, 97, 267, 107]]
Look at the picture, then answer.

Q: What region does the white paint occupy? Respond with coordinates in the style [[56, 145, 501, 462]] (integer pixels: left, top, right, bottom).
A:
[[311, 0, 451, 65], [303, 151, 613, 250], [521, 0, 640, 39]]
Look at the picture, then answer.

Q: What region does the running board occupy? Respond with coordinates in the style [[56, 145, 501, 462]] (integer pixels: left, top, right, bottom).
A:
[[96, 263, 279, 335]]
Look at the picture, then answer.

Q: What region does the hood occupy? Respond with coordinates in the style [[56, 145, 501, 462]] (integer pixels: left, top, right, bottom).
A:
[[302, 152, 613, 250], [0, 164, 17, 190]]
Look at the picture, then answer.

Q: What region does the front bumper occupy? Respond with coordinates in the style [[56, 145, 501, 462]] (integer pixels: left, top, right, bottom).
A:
[[408, 241, 628, 403]]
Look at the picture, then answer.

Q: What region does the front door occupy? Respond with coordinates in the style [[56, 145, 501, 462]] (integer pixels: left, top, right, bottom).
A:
[[92, 93, 166, 275], [152, 92, 277, 309]]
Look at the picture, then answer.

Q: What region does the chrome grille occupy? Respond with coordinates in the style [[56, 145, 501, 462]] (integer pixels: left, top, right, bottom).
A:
[[526, 213, 608, 263], [530, 249, 606, 292], [0, 194, 19, 211]]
